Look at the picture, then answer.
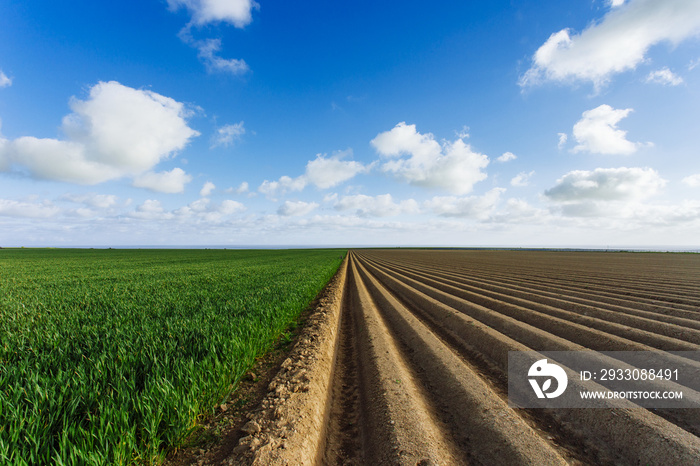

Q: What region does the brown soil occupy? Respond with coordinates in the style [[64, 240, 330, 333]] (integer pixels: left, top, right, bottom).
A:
[[169, 250, 700, 465]]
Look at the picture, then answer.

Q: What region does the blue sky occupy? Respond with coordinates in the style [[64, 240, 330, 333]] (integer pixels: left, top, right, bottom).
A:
[[1, 0, 699, 247]]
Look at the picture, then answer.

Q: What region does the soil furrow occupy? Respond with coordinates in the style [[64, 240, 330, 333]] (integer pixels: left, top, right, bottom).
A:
[[366, 251, 700, 308], [223, 250, 700, 465], [351, 251, 700, 465], [352, 257, 570, 465], [322, 261, 364, 465], [359, 254, 700, 354], [364, 254, 700, 324], [365, 252, 700, 314], [392, 253, 700, 309], [361, 255, 700, 341]]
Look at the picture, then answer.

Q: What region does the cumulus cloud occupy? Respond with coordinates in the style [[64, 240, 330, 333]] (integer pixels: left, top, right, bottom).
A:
[[132, 197, 245, 222], [371, 122, 489, 195], [194, 38, 249, 75], [0, 198, 60, 218], [0, 137, 7, 171], [200, 181, 216, 196], [212, 121, 245, 147], [682, 174, 700, 187], [277, 200, 319, 217], [174, 198, 246, 221], [258, 151, 369, 198], [572, 105, 644, 155], [511, 171, 535, 187], [258, 175, 307, 199], [545, 167, 665, 202], [544, 167, 666, 220], [0, 70, 11, 88], [131, 199, 169, 220], [61, 193, 118, 209], [1, 193, 122, 222], [168, 0, 258, 28], [0, 81, 199, 185], [557, 133, 568, 149], [323, 193, 338, 203], [645, 67, 684, 86], [497, 152, 517, 163], [304, 150, 370, 189], [169, 0, 256, 74], [218, 199, 246, 215], [235, 181, 249, 193], [520, 0, 700, 89], [334, 194, 420, 217], [424, 188, 504, 219], [488, 198, 552, 224], [132, 168, 192, 193]]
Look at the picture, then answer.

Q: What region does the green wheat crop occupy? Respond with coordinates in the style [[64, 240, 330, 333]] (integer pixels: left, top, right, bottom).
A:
[[0, 248, 345, 464]]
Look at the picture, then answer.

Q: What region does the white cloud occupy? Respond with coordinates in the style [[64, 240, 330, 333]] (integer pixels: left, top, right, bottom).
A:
[[0, 198, 60, 218], [304, 150, 370, 189], [200, 181, 216, 197], [371, 122, 489, 195], [172, 0, 253, 76], [61, 193, 118, 209], [132, 168, 192, 193], [139, 199, 165, 213], [219, 199, 246, 215], [557, 133, 568, 149], [0, 81, 199, 185], [544, 167, 665, 203], [334, 194, 420, 217], [195, 38, 249, 75], [132, 197, 245, 222], [235, 181, 249, 193], [258, 175, 307, 199], [609, 0, 626, 7], [552, 197, 700, 223], [456, 126, 470, 139], [544, 168, 672, 219], [258, 151, 368, 198], [520, 0, 700, 89], [572, 105, 644, 155], [511, 171, 535, 187], [181, 198, 246, 220], [372, 121, 441, 160], [212, 121, 245, 148], [0, 70, 11, 88], [5, 137, 120, 184], [0, 136, 7, 171], [682, 174, 700, 187], [323, 193, 338, 203], [168, 0, 258, 28], [424, 188, 504, 219], [645, 67, 684, 85], [497, 152, 517, 163], [277, 200, 319, 217], [130, 199, 171, 220], [488, 198, 552, 225]]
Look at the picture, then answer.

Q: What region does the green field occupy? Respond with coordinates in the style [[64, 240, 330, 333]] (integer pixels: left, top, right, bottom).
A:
[[0, 248, 345, 464]]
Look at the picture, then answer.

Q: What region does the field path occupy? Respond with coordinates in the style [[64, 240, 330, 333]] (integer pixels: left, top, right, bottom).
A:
[[228, 250, 700, 465]]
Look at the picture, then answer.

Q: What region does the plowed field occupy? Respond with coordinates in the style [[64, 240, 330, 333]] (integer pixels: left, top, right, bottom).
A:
[[230, 250, 700, 465]]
